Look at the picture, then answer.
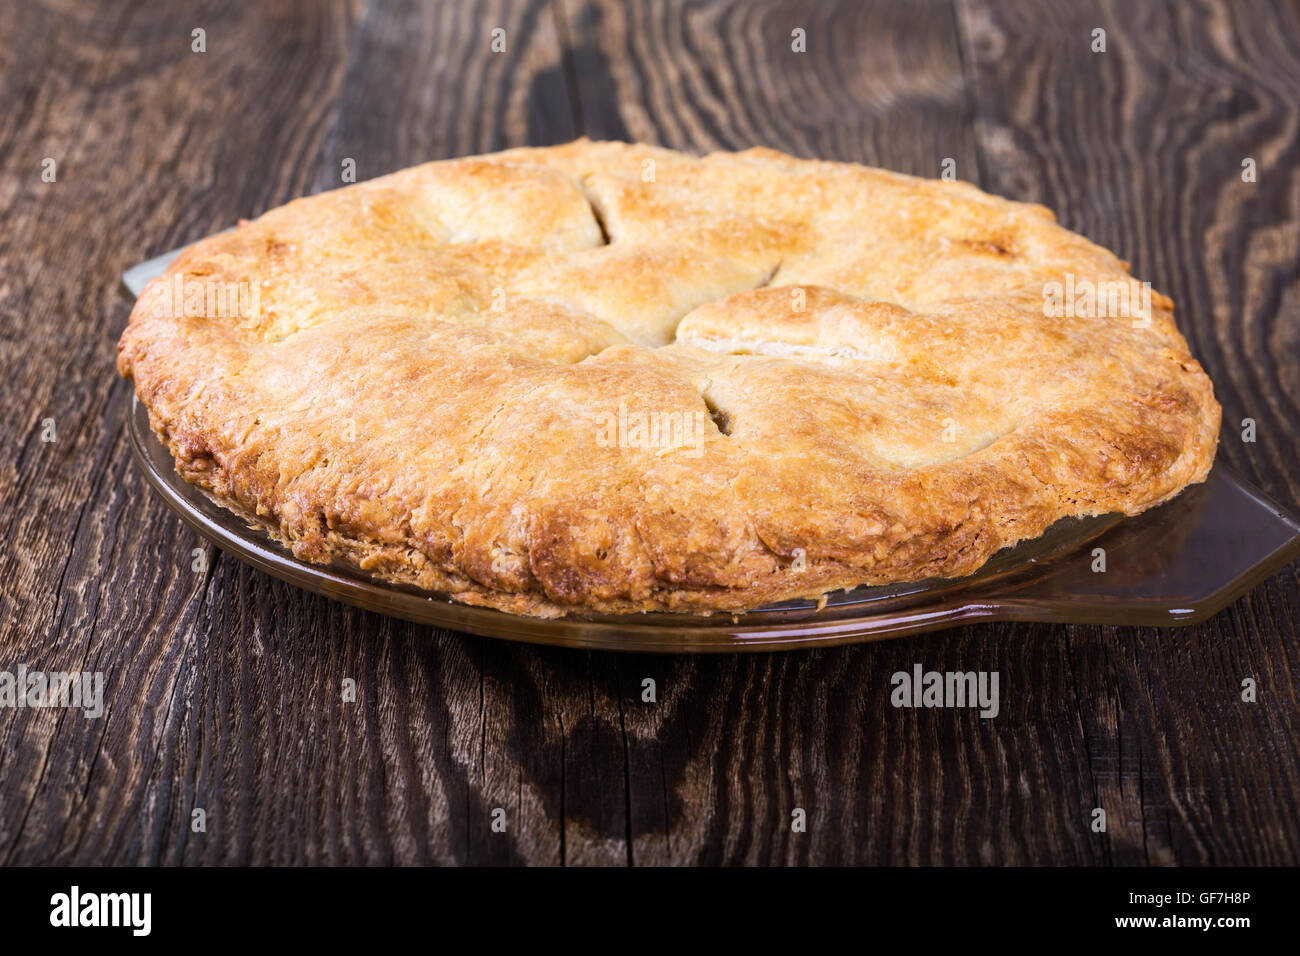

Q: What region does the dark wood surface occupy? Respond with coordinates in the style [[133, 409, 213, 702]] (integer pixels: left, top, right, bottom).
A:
[[1, 0, 1297, 865]]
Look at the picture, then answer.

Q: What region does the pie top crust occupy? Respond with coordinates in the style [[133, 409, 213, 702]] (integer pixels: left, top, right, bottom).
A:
[[117, 140, 1220, 617]]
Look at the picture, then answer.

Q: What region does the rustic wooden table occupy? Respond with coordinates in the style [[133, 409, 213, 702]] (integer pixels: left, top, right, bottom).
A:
[[1, 0, 1297, 866]]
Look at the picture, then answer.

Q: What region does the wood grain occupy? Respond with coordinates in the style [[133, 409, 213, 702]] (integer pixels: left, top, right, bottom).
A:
[[0, 0, 1297, 865]]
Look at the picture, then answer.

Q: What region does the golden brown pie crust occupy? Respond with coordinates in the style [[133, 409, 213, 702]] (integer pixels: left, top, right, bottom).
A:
[[117, 140, 1220, 617]]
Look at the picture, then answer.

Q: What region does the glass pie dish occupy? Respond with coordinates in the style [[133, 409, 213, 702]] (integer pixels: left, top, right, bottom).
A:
[[123, 249, 1300, 653]]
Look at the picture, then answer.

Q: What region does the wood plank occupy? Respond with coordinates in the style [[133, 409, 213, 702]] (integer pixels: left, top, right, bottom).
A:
[[551, 0, 1107, 866], [558, 0, 981, 173], [0, 0, 363, 864], [954, 0, 1300, 865], [0, 0, 1296, 866]]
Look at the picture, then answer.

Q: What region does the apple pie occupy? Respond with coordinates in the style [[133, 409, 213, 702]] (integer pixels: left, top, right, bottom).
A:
[[117, 140, 1220, 617]]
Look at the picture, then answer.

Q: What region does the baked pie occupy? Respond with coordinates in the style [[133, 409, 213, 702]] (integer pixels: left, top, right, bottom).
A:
[[118, 140, 1220, 617]]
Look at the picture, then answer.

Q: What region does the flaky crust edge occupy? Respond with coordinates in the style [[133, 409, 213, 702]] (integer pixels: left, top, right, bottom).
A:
[[120, 355, 1220, 619]]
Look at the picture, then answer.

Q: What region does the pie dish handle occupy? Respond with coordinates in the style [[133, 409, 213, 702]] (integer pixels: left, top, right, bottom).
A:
[[974, 464, 1300, 627]]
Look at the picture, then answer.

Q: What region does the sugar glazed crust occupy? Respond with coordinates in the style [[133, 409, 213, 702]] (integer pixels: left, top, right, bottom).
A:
[[117, 140, 1220, 617]]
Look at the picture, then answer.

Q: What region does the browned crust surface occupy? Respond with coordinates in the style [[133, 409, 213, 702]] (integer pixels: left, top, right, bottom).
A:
[[117, 140, 1220, 617]]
